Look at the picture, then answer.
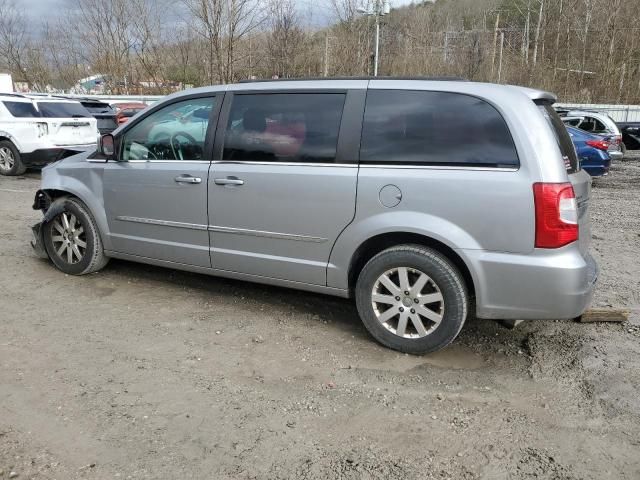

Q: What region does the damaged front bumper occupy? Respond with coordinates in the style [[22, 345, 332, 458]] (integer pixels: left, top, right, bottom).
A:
[[30, 189, 64, 260], [31, 221, 48, 259]]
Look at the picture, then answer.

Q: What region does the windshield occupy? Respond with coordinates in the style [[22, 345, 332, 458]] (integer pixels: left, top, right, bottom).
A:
[[36, 101, 91, 118], [3, 101, 40, 118], [537, 102, 579, 174]]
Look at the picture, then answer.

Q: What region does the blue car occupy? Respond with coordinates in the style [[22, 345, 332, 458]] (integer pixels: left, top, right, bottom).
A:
[[566, 126, 611, 177]]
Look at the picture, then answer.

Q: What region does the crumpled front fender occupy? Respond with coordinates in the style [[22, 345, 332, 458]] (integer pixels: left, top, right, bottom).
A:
[[30, 191, 67, 260]]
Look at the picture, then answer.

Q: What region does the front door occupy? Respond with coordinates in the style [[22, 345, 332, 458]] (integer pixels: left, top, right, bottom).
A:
[[208, 91, 360, 285], [103, 95, 218, 267]]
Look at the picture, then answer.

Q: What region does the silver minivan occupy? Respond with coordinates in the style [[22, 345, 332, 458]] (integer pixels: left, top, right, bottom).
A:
[[31, 79, 598, 354]]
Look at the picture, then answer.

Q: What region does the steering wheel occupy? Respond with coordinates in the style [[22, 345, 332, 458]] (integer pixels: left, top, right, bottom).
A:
[[170, 131, 198, 160]]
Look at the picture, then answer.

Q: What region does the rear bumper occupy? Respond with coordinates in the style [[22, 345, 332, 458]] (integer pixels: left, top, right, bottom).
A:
[[608, 150, 623, 161], [463, 245, 598, 320], [582, 164, 610, 177]]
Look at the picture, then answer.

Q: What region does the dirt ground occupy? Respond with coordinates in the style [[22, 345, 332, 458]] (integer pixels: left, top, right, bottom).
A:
[[1, 154, 639, 480]]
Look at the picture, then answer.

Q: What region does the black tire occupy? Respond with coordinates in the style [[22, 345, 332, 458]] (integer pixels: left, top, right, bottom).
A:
[[43, 197, 109, 275], [0, 140, 26, 176], [355, 245, 468, 354]]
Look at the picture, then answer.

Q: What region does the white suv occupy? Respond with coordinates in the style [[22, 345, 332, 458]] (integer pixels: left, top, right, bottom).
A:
[[0, 94, 98, 176]]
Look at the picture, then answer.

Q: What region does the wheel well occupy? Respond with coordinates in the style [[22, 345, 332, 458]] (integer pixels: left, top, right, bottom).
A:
[[347, 232, 476, 299], [36, 189, 79, 211]]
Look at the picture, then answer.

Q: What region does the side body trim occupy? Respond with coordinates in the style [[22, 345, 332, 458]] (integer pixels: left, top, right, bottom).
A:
[[115, 216, 328, 243], [115, 216, 208, 231], [209, 225, 328, 243]]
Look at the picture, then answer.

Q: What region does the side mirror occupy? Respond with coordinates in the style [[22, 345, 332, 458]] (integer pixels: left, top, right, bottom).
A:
[[99, 133, 115, 158]]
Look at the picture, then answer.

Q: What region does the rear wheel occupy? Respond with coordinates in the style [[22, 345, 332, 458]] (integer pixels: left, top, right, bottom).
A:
[[355, 245, 468, 354], [0, 140, 26, 176], [43, 197, 109, 275]]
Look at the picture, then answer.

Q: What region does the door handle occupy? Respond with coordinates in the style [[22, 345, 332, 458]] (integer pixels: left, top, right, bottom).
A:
[[174, 175, 202, 184], [214, 177, 244, 186]]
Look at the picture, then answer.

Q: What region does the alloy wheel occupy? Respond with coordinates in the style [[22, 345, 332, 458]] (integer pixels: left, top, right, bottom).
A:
[[371, 267, 444, 339], [51, 212, 87, 264], [0, 147, 15, 172]]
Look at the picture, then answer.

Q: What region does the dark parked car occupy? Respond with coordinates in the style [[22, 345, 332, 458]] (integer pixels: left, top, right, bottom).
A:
[[56, 97, 118, 135], [567, 126, 611, 177], [617, 122, 640, 150]]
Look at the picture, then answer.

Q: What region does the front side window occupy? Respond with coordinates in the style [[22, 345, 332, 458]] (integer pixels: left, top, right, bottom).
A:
[[121, 97, 215, 161], [360, 90, 519, 167], [222, 93, 345, 163]]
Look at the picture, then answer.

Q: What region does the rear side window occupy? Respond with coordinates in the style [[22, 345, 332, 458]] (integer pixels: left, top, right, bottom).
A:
[[223, 93, 345, 163], [537, 103, 579, 174], [3, 101, 39, 118], [36, 102, 90, 118], [360, 90, 519, 167]]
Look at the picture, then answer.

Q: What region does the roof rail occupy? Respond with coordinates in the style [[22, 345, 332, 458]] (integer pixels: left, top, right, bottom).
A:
[[238, 76, 468, 83], [0, 92, 28, 98]]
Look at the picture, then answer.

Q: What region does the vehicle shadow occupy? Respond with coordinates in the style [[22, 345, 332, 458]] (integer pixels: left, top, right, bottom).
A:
[[98, 258, 526, 359]]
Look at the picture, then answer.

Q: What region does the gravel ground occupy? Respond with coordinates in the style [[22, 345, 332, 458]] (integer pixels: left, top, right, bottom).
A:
[[1, 154, 639, 479]]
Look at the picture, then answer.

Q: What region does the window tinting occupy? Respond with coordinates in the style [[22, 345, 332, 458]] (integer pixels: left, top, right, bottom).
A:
[[122, 96, 215, 161], [223, 93, 345, 163], [3, 101, 39, 118], [360, 90, 519, 167], [538, 103, 579, 174], [36, 102, 91, 118]]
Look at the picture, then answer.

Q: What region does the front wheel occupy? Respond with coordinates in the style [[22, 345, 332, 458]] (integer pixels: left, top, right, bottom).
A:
[[43, 197, 109, 275], [355, 245, 468, 354]]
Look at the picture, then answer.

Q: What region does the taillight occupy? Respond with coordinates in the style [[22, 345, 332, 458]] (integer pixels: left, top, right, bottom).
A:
[[585, 139, 609, 151], [36, 122, 48, 138], [533, 182, 578, 248]]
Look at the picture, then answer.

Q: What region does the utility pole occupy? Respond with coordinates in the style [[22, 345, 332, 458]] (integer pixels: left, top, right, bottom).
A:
[[374, 12, 380, 76], [324, 33, 329, 77], [358, 0, 390, 77], [497, 31, 505, 83], [491, 12, 500, 77]]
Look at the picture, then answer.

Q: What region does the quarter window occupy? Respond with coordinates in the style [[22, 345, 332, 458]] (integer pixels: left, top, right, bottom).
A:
[[3, 101, 40, 118], [222, 93, 346, 163], [122, 97, 215, 161], [360, 90, 519, 167]]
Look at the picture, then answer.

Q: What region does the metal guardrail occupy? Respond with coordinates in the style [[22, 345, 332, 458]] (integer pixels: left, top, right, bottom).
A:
[[556, 103, 640, 123], [62, 94, 163, 105]]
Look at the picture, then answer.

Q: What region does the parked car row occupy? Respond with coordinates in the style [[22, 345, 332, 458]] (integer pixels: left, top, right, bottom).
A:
[[0, 94, 99, 176], [0, 95, 150, 176], [556, 108, 626, 177]]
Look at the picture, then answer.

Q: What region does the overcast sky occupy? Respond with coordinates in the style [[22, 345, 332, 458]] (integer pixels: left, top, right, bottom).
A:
[[21, 0, 416, 27]]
